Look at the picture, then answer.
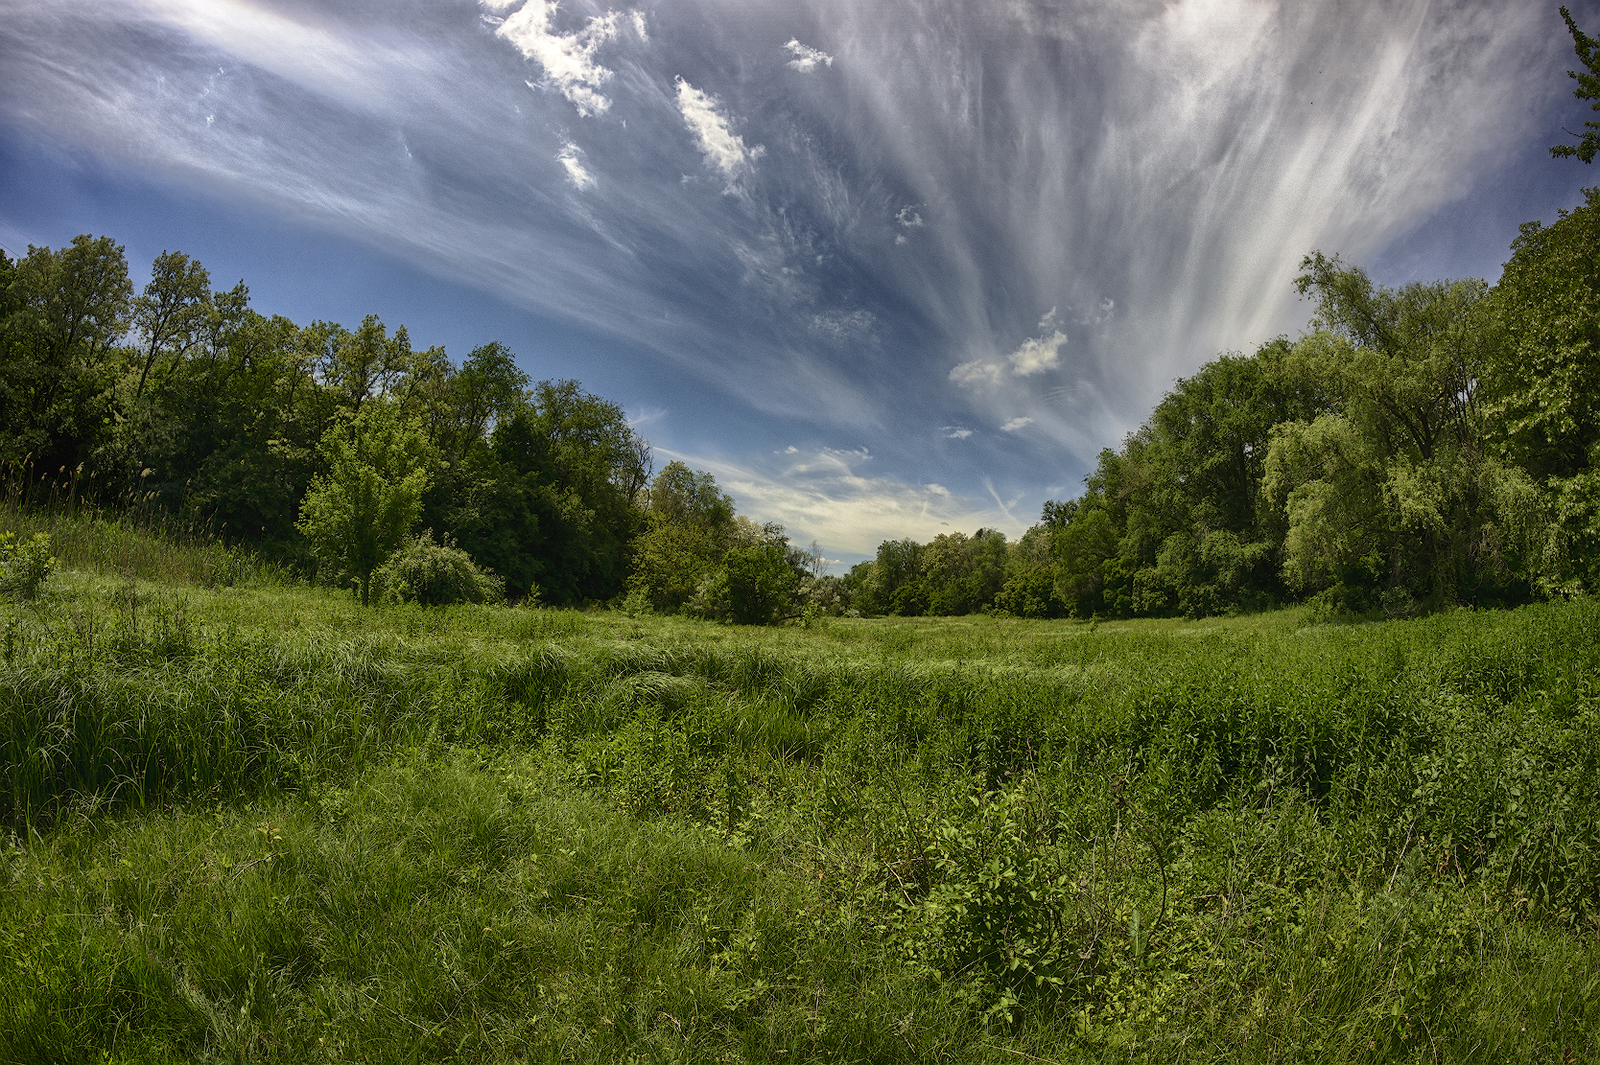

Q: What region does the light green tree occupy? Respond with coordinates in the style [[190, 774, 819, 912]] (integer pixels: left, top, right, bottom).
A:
[[626, 461, 736, 612], [296, 402, 434, 606], [1264, 254, 1543, 610]]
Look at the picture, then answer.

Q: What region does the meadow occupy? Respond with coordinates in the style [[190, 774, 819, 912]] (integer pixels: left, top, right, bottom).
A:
[[4, 516, 1600, 1063]]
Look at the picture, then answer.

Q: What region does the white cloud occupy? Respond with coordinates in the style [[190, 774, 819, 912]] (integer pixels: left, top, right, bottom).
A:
[[675, 77, 763, 179], [7, 0, 1563, 521], [1000, 416, 1034, 432], [784, 39, 833, 73], [943, 426, 973, 439], [948, 358, 1003, 386], [556, 141, 595, 189], [488, 0, 631, 117], [950, 319, 1066, 386], [1008, 330, 1066, 376], [658, 445, 1029, 555]]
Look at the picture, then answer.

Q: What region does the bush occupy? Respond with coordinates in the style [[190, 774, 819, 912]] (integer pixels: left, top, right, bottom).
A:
[[691, 544, 799, 625], [370, 531, 505, 607], [0, 531, 56, 600]]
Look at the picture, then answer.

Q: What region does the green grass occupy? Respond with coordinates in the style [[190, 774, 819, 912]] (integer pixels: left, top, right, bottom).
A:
[[4, 541, 1600, 1061]]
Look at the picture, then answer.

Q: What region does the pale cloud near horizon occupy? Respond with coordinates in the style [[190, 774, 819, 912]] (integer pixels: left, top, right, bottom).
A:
[[659, 445, 1031, 556], [1000, 416, 1034, 433]]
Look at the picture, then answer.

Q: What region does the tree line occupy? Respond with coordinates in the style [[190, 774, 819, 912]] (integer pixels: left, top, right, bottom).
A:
[[1, 192, 1594, 622], [0, 234, 828, 618]]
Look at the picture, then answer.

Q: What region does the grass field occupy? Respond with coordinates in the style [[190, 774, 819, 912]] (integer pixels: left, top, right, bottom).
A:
[[4, 531, 1600, 1062]]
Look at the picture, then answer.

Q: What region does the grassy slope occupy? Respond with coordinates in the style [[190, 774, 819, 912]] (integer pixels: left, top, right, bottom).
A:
[[4, 560, 1600, 1062]]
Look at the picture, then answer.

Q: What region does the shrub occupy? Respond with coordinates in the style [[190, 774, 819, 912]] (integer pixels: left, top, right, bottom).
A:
[[0, 531, 56, 600], [370, 531, 505, 607], [691, 544, 800, 625]]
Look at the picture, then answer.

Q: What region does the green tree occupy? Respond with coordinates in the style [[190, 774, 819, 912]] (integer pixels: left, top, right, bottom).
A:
[[921, 528, 1008, 615], [130, 250, 211, 398], [1264, 254, 1539, 610], [627, 461, 737, 612], [1484, 186, 1600, 589], [0, 235, 132, 480], [702, 541, 801, 625], [1552, 6, 1600, 164], [295, 402, 434, 606], [461, 380, 649, 603]]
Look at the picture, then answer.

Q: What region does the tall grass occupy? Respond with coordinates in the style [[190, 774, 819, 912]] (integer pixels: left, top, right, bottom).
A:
[[1, 472, 287, 588], [5, 546, 1600, 1060]]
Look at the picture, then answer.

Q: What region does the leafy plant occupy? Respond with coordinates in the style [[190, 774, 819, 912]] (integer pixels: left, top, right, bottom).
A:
[[0, 531, 56, 600], [370, 530, 505, 606]]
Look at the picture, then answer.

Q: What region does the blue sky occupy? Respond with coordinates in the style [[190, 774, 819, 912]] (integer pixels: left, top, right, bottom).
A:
[[2, 0, 1597, 565]]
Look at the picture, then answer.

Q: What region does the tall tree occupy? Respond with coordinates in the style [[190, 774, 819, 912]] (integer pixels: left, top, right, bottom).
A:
[[0, 236, 132, 480], [130, 250, 211, 398], [1484, 186, 1600, 589], [1265, 254, 1539, 609], [462, 380, 649, 603], [627, 461, 736, 612]]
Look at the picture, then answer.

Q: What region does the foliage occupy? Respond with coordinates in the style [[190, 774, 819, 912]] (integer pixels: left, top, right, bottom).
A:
[[1551, 6, 1600, 164], [0, 531, 55, 600], [1264, 255, 1540, 609], [694, 539, 802, 625], [0, 236, 132, 478], [627, 461, 738, 612], [295, 402, 434, 606], [370, 530, 506, 607], [461, 381, 650, 604]]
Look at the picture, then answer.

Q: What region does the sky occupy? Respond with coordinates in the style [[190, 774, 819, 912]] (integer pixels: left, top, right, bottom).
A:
[[2, 0, 1597, 565]]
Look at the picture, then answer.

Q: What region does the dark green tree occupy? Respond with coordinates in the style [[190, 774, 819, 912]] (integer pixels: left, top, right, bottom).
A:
[[1552, 6, 1600, 164], [462, 380, 649, 603], [0, 236, 132, 482], [1484, 186, 1600, 590]]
